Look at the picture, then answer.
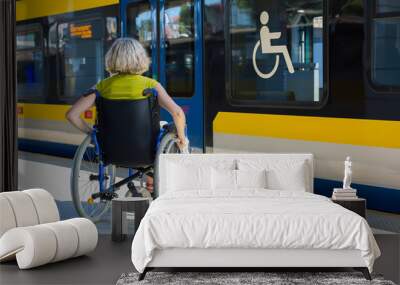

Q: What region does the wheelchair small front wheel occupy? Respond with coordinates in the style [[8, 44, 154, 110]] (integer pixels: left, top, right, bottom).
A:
[[70, 134, 116, 222]]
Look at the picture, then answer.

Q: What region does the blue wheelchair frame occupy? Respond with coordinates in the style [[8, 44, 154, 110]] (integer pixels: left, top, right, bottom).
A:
[[89, 88, 175, 198], [90, 123, 171, 195]]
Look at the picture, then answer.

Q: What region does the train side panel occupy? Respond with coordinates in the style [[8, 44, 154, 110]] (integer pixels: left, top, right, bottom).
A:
[[204, 0, 400, 212]]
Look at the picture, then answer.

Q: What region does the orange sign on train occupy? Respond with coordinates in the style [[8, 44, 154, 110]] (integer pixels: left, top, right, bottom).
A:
[[70, 24, 92, 39]]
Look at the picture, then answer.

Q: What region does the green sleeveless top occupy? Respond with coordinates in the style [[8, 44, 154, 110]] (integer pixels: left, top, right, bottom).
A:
[[95, 74, 158, 100]]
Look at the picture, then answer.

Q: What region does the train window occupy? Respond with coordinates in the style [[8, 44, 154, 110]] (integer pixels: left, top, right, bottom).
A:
[[126, 1, 153, 77], [106, 17, 118, 41], [370, 1, 400, 90], [58, 18, 106, 99], [204, 0, 223, 37], [16, 30, 41, 50], [376, 0, 400, 13], [16, 25, 45, 101], [164, 0, 195, 98], [228, 0, 325, 106]]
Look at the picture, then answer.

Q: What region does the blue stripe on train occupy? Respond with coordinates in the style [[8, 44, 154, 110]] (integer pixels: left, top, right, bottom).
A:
[[315, 178, 400, 214], [19, 138, 77, 159], [19, 138, 400, 213]]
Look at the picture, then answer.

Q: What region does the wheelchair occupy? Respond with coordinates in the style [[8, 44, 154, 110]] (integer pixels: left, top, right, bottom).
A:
[[70, 89, 186, 222]]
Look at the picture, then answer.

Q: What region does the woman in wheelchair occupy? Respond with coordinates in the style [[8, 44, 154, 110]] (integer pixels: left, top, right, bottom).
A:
[[66, 38, 187, 196]]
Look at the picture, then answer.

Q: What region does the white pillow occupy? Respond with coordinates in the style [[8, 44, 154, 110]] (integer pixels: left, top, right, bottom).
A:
[[208, 159, 237, 171], [266, 161, 307, 191], [238, 159, 308, 191], [236, 169, 267, 189], [167, 162, 212, 192], [212, 168, 237, 190]]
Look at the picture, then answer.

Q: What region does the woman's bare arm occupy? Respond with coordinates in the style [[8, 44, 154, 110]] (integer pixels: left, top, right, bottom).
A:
[[66, 93, 96, 134], [155, 83, 187, 147]]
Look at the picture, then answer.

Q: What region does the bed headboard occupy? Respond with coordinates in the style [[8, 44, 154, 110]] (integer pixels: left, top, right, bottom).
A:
[[156, 153, 314, 196]]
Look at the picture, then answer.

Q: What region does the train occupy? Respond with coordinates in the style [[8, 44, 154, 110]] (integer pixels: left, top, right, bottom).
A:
[[16, 0, 400, 213]]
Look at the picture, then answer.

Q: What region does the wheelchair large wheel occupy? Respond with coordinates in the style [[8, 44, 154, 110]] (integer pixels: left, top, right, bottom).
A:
[[158, 132, 183, 154], [71, 135, 116, 222]]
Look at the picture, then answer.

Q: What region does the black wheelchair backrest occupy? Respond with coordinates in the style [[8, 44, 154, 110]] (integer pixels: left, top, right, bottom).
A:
[[96, 95, 160, 168]]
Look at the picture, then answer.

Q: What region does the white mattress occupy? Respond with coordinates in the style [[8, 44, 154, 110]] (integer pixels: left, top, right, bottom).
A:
[[131, 190, 380, 273]]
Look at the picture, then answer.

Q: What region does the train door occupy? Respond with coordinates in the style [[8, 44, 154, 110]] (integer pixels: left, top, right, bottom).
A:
[[121, 0, 157, 77], [58, 18, 105, 102], [121, 0, 204, 151]]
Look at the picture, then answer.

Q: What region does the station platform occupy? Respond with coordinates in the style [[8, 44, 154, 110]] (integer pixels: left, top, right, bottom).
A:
[[18, 151, 400, 234], [18, 151, 133, 234]]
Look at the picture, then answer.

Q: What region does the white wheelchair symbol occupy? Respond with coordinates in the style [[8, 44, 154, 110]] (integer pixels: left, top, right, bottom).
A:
[[253, 11, 295, 79]]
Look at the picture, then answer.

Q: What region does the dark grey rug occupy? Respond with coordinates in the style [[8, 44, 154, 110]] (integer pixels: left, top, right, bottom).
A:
[[116, 272, 396, 285]]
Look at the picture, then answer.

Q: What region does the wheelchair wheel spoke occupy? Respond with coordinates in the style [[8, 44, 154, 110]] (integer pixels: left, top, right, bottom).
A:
[[82, 184, 94, 198], [89, 205, 101, 216], [80, 185, 90, 199], [78, 178, 91, 184]]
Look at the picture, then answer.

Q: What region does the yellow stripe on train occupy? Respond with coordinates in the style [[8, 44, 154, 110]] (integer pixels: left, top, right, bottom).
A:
[[18, 103, 96, 125], [213, 112, 400, 149], [17, 0, 119, 21]]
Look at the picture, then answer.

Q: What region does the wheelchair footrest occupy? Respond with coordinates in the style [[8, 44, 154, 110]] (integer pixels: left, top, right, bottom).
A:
[[91, 191, 118, 201]]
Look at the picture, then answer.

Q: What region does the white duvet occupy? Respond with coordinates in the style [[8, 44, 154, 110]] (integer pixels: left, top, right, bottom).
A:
[[131, 190, 380, 273]]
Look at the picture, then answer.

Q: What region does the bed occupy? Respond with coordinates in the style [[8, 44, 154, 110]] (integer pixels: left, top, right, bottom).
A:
[[131, 154, 380, 280]]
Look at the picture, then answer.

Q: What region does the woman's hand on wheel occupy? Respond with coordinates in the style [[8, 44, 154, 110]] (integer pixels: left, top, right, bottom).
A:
[[176, 136, 188, 151]]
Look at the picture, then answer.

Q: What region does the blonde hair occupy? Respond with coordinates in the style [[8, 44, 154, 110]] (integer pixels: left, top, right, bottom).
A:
[[105, 38, 150, 75]]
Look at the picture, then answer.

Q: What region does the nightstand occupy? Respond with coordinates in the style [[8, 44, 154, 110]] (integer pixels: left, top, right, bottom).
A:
[[331, 198, 366, 218]]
